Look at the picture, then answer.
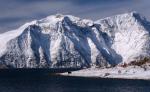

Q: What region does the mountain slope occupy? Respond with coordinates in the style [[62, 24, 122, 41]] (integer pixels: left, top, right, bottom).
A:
[[0, 14, 110, 68], [0, 12, 150, 68], [95, 12, 150, 64]]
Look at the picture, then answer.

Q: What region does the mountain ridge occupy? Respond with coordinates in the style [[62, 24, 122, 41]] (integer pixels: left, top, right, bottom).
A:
[[0, 12, 150, 68]]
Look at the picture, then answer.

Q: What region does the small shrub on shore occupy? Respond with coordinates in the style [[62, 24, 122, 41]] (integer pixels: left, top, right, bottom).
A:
[[129, 57, 150, 66], [120, 57, 150, 67]]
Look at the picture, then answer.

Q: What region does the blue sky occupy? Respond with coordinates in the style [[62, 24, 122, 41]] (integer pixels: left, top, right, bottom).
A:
[[0, 0, 150, 33]]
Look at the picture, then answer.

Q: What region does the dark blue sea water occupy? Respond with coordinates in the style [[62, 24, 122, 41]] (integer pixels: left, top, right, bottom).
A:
[[0, 70, 150, 92]]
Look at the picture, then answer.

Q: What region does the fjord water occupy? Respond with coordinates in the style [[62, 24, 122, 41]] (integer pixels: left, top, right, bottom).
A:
[[0, 72, 150, 92]]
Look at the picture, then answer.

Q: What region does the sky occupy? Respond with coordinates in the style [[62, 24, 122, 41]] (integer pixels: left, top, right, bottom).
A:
[[0, 0, 150, 33]]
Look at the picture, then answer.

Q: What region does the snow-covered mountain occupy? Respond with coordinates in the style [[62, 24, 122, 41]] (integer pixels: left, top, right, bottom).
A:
[[0, 12, 150, 69], [95, 12, 150, 64]]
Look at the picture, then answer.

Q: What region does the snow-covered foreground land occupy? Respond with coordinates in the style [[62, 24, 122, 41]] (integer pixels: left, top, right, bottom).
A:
[[61, 65, 150, 79]]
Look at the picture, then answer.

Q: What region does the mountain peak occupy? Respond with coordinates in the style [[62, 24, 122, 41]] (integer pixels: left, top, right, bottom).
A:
[[95, 11, 143, 23], [38, 14, 80, 24], [114, 11, 141, 18]]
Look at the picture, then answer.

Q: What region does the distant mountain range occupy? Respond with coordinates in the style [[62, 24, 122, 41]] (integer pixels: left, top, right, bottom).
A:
[[0, 12, 150, 69]]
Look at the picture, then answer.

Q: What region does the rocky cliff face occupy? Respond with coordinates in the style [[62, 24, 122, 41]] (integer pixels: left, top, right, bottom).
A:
[[0, 12, 150, 68]]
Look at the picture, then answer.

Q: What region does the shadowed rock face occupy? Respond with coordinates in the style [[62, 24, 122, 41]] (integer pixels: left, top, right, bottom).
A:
[[0, 64, 8, 69], [0, 12, 150, 69]]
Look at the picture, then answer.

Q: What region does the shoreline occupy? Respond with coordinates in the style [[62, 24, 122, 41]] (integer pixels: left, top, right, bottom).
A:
[[59, 73, 150, 80], [59, 66, 150, 80]]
